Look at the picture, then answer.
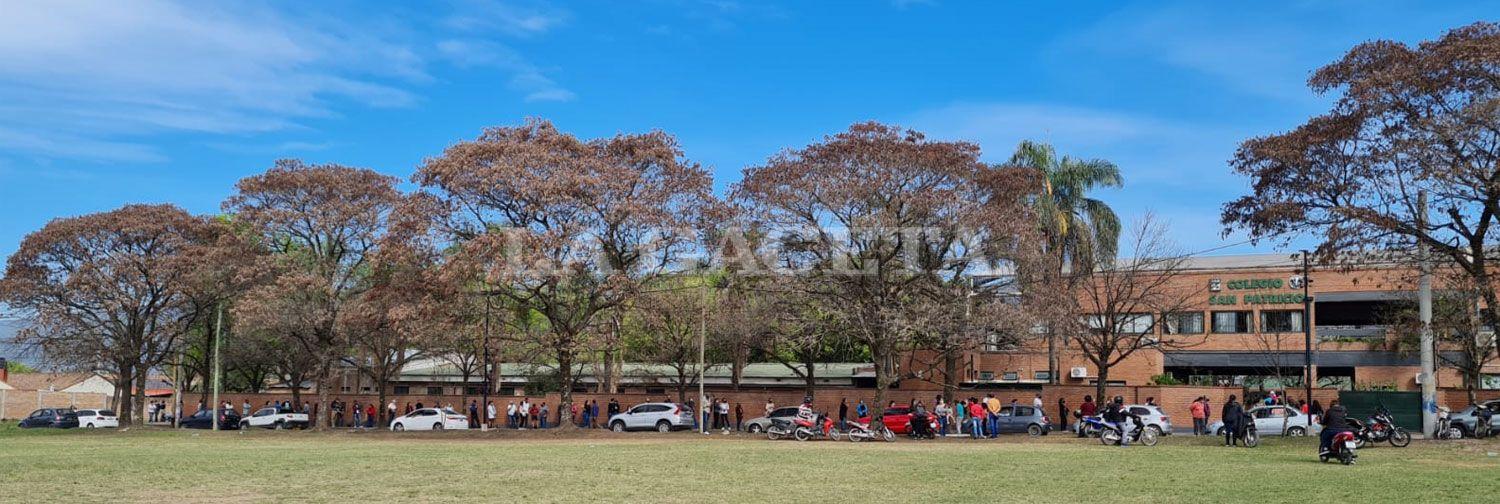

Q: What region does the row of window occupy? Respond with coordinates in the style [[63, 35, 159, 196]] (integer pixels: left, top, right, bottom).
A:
[[1091, 310, 1305, 335]]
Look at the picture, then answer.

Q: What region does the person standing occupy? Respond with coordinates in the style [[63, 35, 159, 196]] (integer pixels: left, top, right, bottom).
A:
[[764, 398, 775, 418], [968, 398, 985, 439], [1057, 398, 1069, 432], [590, 400, 600, 429], [505, 401, 517, 429], [1033, 393, 1044, 411], [856, 400, 868, 420], [838, 399, 849, 430], [735, 402, 744, 431], [364, 403, 376, 429], [986, 394, 1002, 439], [934, 399, 950, 436], [528, 401, 540, 429], [1190, 397, 1207, 436], [1309, 399, 1324, 425], [608, 398, 620, 419], [387, 400, 397, 426], [468, 401, 480, 429], [540, 403, 549, 429], [486, 401, 496, 429], [1222, 395, 1243, 446]]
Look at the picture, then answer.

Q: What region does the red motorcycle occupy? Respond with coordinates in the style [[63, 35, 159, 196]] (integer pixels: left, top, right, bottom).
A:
[[1321, 431, 1359, 465], [793, 414, 842, 441]]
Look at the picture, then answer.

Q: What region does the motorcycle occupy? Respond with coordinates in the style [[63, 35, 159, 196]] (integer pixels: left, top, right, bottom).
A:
[[905, 412, 938, 440], [1077, 415, 1107, 438], [1435, 408, 1464, 440], [792, 414, 842, 442], [1320, 430, 1359, 465], [1354, 407, 1411, 448], [844, 418, 895, 442], [1098, 416, 1159, 447], [766, 418, 795, 440]]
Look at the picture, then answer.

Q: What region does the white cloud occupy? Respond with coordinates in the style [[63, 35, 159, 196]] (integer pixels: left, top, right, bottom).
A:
[[444, 0, 570, 37], [436, 39, 574, 102], [906, 102, 1194, 158], [0, 0, 576, 163]]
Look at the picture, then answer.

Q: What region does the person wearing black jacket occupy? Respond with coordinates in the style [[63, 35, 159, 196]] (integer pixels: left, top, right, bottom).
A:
[[1319, 401, 1349, 454], [1102, 397, 1126, 445], [1222, 395, 1244, 446]]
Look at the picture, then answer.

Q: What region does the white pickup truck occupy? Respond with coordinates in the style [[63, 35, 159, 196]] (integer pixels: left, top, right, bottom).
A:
[[239, 407, 310, 430]]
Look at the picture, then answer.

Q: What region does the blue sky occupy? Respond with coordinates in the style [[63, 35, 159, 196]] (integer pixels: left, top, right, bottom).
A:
[[1, 0, 1497, 261]]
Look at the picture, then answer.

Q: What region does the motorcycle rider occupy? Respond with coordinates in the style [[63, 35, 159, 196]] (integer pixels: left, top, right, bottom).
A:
[[1318, 400, 1350, 456], [796, 396, 816, 424], [1102, 396, 1128, 446], [1476, 403, 1493, 439]]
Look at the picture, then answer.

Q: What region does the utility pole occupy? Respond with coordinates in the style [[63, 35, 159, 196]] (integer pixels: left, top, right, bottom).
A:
[[211, 302, 223, 431], [481, 291, 491, 432], [172, 351, 182, 428], [1301, 250, 1313, 427], [697, 279, 708, 434], [1418, 190, 1437, 437]]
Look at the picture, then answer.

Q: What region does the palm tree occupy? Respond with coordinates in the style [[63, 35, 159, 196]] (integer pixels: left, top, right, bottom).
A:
[[1008, 140, 1122, 383]]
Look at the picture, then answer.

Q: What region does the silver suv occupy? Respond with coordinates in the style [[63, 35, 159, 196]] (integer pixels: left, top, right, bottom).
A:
[[1449, 400, 1500, 437], [608, 402, 695, 432], [744, 406, 801, 434]]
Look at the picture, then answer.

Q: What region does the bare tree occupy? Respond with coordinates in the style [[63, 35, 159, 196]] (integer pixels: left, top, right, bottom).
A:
[[1073, 216, 1203, 401]]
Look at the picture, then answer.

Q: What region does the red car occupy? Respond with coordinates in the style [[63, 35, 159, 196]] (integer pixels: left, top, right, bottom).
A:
[[861, 406, 936, 435]]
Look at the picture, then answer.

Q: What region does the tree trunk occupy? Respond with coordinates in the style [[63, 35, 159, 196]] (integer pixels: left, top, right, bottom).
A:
[[803, 355, 817, 400], [376, 368, 390, 426], [942, 346, 959, 405], [1047, 328, 1060, 385], [601, 348, 617, 394], [556, 346, 575, 429], [871, 342, 894, 422], [315, 361, 332, 430], [1094, 366, 1109, 406], [118, 361, 135, 427], [732, 346, 746, 391], [132, 370, 147, 429], [289, 374, 303, 408]]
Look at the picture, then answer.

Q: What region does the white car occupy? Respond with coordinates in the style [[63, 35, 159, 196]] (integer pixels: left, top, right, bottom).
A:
[[390, 407, 469, 431], [1210, 405, 1321, 437], [607, 402, 695, 433], [240, 407, 310, 430], [76, 409, 118, 428], [1124, 405, 1173, 436]]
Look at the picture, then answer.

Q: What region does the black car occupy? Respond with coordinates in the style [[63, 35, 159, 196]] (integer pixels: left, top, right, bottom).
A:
[[18, 408, 80, 429], [179, 408, 242, 430]]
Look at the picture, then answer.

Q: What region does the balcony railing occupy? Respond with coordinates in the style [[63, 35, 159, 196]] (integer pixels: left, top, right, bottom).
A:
[[1316, 325, 1386, 339]]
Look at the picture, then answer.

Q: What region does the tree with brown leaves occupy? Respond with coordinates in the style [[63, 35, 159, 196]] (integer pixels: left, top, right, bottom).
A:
[[0, 204, 219, 426], [415, 118, 717, 421], [225, 159, 405, 429], [1223, 22, 1500, 361], [733, 122, 1044, 417]]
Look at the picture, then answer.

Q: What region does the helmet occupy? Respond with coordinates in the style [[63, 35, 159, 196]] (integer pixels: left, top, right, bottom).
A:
[[802, 395, 813, 405]]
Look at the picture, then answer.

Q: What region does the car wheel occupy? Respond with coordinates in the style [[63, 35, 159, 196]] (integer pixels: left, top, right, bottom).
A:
[[1287, 426, 1306, 437], [240, 421, 250, 430], [274, 420, 285, 430], [86, 423, 95, 428], [612, 421, 625, 433], [1215, 427, 1225, 436], [1027, 424, 1042, 436], [1146, 425, 1163, 437], [656, 421, 671, 433], [748, 423, 763, 434], [393, 423, 404, 431], [434, 423, 444, 431]]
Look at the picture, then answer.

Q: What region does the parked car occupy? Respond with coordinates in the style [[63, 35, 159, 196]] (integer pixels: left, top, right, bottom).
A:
[[864, 406, 917, 435], [239, 407, 310, 430], [607, 402, 695, 432], [996, 405, 1052, 436], [390, 407, 469, 431], [1124, 404, 1173, 436], [1209, 405, 1318, 437], [75, 409, 118, 429], [179, 408, 242, 430], [18, 408, 79, 429], [1448, 400, 1500, 437], [744, 406, 801, 434]]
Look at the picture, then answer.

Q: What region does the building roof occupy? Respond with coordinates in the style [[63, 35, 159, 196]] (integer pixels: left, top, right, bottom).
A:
[[2, 372, 98, 392], [393, 358, 869, 384]]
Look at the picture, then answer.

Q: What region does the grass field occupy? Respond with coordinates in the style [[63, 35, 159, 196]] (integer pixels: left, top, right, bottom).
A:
[[2, 423, 1497, 503]]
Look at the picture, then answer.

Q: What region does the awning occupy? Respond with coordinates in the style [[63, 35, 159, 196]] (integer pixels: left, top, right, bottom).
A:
[[1313, 291, 1411, 303]]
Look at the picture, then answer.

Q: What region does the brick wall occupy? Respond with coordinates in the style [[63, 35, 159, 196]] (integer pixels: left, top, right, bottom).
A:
[[0, 390, 111, 419]]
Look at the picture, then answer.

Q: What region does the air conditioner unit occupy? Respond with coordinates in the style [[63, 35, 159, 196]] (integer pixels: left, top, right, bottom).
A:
[[1070, 367, 1088, 379], [1414, 372, 1424, 385]]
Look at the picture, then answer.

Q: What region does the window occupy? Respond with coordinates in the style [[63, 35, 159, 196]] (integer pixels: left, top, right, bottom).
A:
[[998, 407, 1014, 417], [1016, 407, 1034, 416], [1163, 312, 1205, 334], [464, 386, 481, 395], [1211, 311, 1253, 333], [99, 410, 115, 417], [978, 371, 995, 381], [1002, 371, 1019, 381], [1084, 313, 1155, 333], [426, 386, 443, 396], [1033, 371, 1051, 381], [394, 386, 410, 395], [1261, 310, 1304, 333]]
